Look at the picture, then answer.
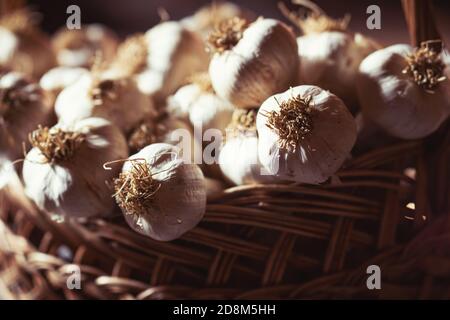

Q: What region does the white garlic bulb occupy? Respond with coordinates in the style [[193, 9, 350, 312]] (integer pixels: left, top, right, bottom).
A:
[[52, 24, 118, 68], [280, 1, 380, 110], [168, 73, 234, 133], [0, 9, 55, 78], [219, 109, 274, 185], [55, 72, 155, 133], [357, 43, 450, 139], [23, 117, 128, 218], [0, 72, 53, 160], [257, 85, 356, 184], [208, 17, 299, 109], [114, 143, 206, 241], [111, 22, 209, 103], [40, 66, 89, 101]]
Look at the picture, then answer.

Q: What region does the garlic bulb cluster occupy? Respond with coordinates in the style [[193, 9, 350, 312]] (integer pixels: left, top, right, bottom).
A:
[[108, 21, 209, 103], [208, 17, 299, 109], [0, 9, 55, 78], [23, 117, 128, 218], [52, 24, 118, 68], [257, 85, 357, 184], [168, 72, 234, 133], [55, 71, 155, 133], [357, 43, 450, 139], [281, 1, 380, 110], [219, 109, 274, 185], [113, 143, 206, 241], [0, 72, 53, 160]]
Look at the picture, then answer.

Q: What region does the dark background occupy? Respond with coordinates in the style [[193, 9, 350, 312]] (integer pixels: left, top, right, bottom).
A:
[[28, 0, 450, 45]]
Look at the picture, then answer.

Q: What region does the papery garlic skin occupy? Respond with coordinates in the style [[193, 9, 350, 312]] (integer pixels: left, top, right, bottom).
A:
[[297, 31, 380, 110], [136, 22, 209, 102], [23, 117, 128, 218], [55, 73, 154, 133], [119, 143, 206, 241], [52, 24, 118, 68], [257, 85, 356, 184], [40, 66, 89, 96], [209, 18, 299, 109], [0, 72, 53, 160], [168, 83, 234, 133], [357, 44, 450, 139], [219, 131, 274, 185]]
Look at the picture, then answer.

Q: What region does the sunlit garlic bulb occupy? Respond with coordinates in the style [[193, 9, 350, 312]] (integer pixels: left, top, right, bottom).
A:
[[55, 71, 155, 133], [113, 143, 206, 241], [0, 9, 55, 78], [357, 42, 450, 139], [257, 85, 356, 184], [23, 117, 128, 218], [40, 66, 89, 104], [168, 72, 234, 133], [280, 0, 380, 110], [219, 109, 274, 185], [108, 21, 209, 104], [0, 72, 53, 160], [208, 17, 299, 109], [52, 24, 118, 68]]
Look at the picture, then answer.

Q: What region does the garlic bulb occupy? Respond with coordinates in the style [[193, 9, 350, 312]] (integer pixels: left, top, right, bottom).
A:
[[219, 109, 274, 185], [357, 43, 450, 139], [55, 72, 155, 133], [109, 22, 209, 103], [208, 17, 299, 109], [204, 177, 225, 200], [52, 24, 118, 68], [181, 2, 253, 39], [0, 72, 53, 160], [168, 72, 234, 133], [0, 9, 55, 78], [23, 117, 128, 218], [127, 112, 196, 157], [280, 1, 380, 110], [113, 143, 206, 241], [40, 66, 89, 101], [257, 85, 356, 184]]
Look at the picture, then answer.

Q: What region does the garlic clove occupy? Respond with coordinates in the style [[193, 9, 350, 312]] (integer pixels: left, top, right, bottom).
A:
[[52, 24, 118, 68], [357, 43, 450, 139], [23, 117, 128, 218], [115, 143, 206, 241], [208, 18, 299, 109], [257, 85, 357, 184]]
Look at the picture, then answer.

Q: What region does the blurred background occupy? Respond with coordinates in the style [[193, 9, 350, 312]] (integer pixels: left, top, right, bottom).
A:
[[25, 0, 450, 45]]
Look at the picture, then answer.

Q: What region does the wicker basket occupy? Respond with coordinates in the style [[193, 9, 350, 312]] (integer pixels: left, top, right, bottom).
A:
[[1, 0, 450, 299]]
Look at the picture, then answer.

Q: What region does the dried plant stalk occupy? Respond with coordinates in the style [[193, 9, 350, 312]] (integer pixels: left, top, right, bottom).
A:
[[111, 34, 148, 76], [207, 17, 249, 53], [128, 114, 169, 152], [265, 94, 314, 153], [29, 126, 85, 162]]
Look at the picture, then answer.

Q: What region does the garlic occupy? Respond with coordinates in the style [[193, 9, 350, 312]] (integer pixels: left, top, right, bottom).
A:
[[168, 72, 234, 133], [204, 177, 225, 200], [0, 72, 53, 160], [113, 143, 206, 241], [52, 24, 118, 68], [23, 117, 128, 218], [127, 112, 196, 157], [181, 2, 253, 39], [109, 21, 209, 103], [39, 66, 89, 102], [219, 109, 274, 185], [208, 17, 299, 109], [256, 85, 357, 184], [55, 71, 155, 133], [280, 0, 380, 110], [0, 9, 55, 78], [357, 42, 450, 139]]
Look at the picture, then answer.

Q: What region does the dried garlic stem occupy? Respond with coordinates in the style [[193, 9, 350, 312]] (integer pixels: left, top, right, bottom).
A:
[[114, 161, 161, 221], [128, 113, 169, 152], [187, 72, 214, 93], [29, 125, 85, 162], [278, 1, 349, 34], [265, 94, 314, 152], [402, 41, 446, 93], [111, 34, 148, 76], [208, 17, 249, 53], [0, 8, 38, 34]]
